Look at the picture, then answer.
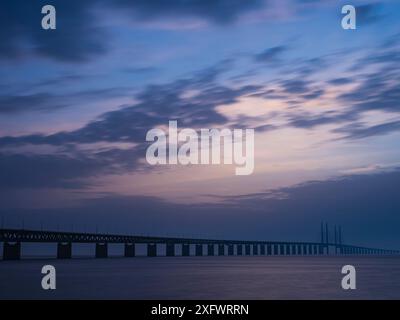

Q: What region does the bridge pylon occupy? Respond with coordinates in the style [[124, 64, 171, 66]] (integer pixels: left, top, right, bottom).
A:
[[3, 242, 21, 260]]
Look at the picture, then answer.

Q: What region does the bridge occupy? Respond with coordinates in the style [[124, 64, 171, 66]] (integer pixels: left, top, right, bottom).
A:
[[1, 226, 399, 260]]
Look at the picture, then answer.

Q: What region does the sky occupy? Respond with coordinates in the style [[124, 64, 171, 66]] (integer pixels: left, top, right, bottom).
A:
[[0, 0, 400, 248]]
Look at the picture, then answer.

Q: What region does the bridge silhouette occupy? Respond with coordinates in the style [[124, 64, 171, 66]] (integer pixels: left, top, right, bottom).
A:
[[1, 226, 399, 260]]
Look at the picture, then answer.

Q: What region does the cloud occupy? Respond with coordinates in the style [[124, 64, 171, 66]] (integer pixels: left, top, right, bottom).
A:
[[0, 87, 133, 114], [281, 79, 310, 94], [2, 169, 400, 248], [2, 30, 400, 190], [0, 143, 147, 189], [286, 111, 358, 129], [0, 152, 97, 189], [0, 0, 107, 63], [0, 62, 264, 188], [0, 80, 260, 144], [330, 36, 400, 138], [339, 66, 400, 115], [254, 46, 288, 63], [121, 66, 159, 75], [327, 78, 353, 86], [353, 86, 400, 113], [356, 3, 384, 26], [0, 61, 259, 145], [335, 120, 400, 140], [110, 0, 266, 24], [0, 93, 66, 114], [302, 89, 325, 100], [0, 0, 270, 63]]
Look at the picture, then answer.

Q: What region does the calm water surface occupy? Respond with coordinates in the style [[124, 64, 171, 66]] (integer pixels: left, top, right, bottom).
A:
[[0, 256, 399, 299]]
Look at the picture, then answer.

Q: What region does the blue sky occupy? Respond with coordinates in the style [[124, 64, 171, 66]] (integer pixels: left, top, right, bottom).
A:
[[0, 0, 400, 247]]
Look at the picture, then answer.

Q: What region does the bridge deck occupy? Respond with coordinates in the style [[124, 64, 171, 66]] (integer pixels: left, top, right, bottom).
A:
[[1, 228, 397, 255]]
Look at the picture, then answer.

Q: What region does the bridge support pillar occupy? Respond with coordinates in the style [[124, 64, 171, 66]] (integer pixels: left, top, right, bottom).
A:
[[267, 244, 272, 255], [285, 244, 291, 255], [228, 244, 234, 255], [313, 245, 318, 255], [260, 244, 266, 255], [95, 243, 108, 258], [279, 244, 285, 255], [318, 245, 323, 255], [253, 244, 258, 255], [245, 244, 251, 255], [297, 244, 302, 255], [166, 243, 175, 256], [124, 243, 135, 257], [147, 244, 157, 257], [3, 242, 21, 260], [236, 244, 243, 255], [57, 242, 72, 259], [273, 244, 278, 255], [195, 244, 203, 256], [182, 244, 190, 256], [303, 244, 308, 255], [207, 244, 215, 256], [218, 244, 225, 256]]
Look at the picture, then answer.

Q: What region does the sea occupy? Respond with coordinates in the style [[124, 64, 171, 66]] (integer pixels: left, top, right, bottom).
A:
[[1, 256, 399, 299]]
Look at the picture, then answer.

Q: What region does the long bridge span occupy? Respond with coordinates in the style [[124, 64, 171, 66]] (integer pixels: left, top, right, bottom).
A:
[[1, 228, 399, 260]]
